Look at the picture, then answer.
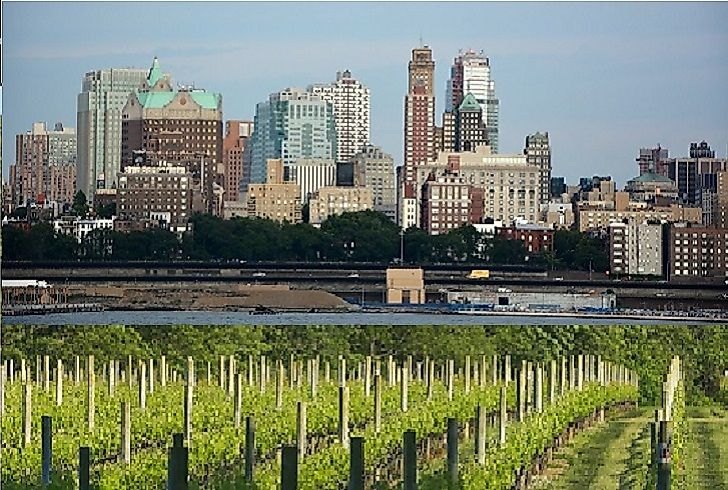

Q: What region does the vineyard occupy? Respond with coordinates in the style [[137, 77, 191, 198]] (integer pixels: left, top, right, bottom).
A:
[[2, 352, 641, 489]]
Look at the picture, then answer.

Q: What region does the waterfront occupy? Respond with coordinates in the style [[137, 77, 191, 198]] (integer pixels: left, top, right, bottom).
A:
[[2, 310, 723, 325]]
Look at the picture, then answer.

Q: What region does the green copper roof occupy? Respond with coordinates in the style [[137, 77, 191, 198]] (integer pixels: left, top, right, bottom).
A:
[[147, 57, 163, 87], [135, 90, 220, 110], [458, 92, 481, 112], [630, 172, 673, 183]]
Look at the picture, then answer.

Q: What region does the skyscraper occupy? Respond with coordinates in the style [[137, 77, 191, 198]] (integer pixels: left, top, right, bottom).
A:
[[445, 49, 499, 152], [121, 57, 223, 215], [11, 122, 76, 209], [524, 132, 551, 204], [77, 66, 149, 200], [636, 146, 670, 176], [249, 88, 336, 185], [454, 93, 488, 152], [309, 70, 370, 164], [350, 144, 396, 221], [400, 45, 436, 228], [222, 120, 254, 202]]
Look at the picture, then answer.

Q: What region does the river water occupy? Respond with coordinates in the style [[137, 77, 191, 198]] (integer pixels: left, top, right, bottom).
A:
[[1, 311, 718, 325]]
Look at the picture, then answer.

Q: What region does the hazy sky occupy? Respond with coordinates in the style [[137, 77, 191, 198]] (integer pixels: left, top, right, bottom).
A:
[[3, 2, 728, 185]]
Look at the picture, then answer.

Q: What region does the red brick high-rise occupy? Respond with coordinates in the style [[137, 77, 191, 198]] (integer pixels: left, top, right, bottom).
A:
[[222, 120, 254, 202]]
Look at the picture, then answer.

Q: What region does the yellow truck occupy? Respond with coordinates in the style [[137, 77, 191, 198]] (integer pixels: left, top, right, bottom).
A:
[[467, 269, 490, 279]]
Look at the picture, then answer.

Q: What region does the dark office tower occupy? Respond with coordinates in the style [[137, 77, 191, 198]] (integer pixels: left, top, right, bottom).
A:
[[525, 132, 551, 204], [636, 146, 670, 176], [454, 93, 488, 152], [690, 141, 715, 159], [550, 177, 566, 198]]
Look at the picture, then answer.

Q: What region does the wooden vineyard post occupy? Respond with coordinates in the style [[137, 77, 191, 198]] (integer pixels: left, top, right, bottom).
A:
[[403, 430, 417, 490], [56, 360, 63, 406], [549, 360, 557, 404], [108, 360, 114, 398], [120, 401, 131, 464], [311, 358, 318, 398], [476, 405, 486, 465], [44, 355, 50, 392], [36, 355, 41, 388], [447, 418, 459, 486], [505, 355, 511, 385], [401, 366, 409, 412], [139, 361, 147, 410], [219, 355, 225, 391], [184, 357, 194, 445], [245, 416, 255, 481], [492, 355, 498, 385], [577, 354, 584, 391], [127, 355, 133, 388], [465, 355, 471, 394], [536, 364, 543, 413], [499, 386, 507, 446], [364, 355, 372, 397], [87, 355, 95, 431], [259, 355, 266, 393], [569, 356, 575, 391], [0, 364, 4, 417], [276, 361, 283, 409], [296, 401, 307, 459], [281, 446, 298, 490], [23, 382, 32, 446], [249, 355, 255, 388], [42, 415, 52, 486], [79, 447, 90, 490], [349, 436, 365, 490], [517, 365, 526, 422], [206, 361, 211, 386], [339, 386, 350, 447], [169, 433, 188, 490], [374, 373, 382, 433], [161, 355, 167, 387], [561, 357, 567, 396], [387, 355, 394, 386], [339, 357, 347, 387], [427, 360, 434, 401], [526, 361, 534, 413], [325, 360, 330, 384], [148, 358, 154, 395], [229, 355, 236, 398], [234, 372, 242, 429], [447, 359, 455, 401]]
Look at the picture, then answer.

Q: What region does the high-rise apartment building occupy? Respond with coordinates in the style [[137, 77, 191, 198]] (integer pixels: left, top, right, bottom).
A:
[[668, 223, 728, 279], [524, 132, 551, 204], [445, 49, 499, 152], [222, 120, 254, 202], [609, 220, 663, 277], [11, 122, 77, 209], [420, 159, 484, 235], [77, 66, 150, 200], [121, 58, 223, 214], [309, 70, 370, 163], [350, 144, 396, 221], [116, 163, 193, 234], [249, 88, 336, 185], [636, 146, 670, 176], [667, 142, 728, 205], [549, 177, 566, 198]]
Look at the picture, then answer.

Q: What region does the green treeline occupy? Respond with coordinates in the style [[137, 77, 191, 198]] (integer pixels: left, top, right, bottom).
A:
[[1, 211, 609, 270], [3, 324, 726, 406]]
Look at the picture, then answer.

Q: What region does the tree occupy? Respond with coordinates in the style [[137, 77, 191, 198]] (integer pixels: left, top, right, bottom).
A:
[[488, 235, 526, 264], [72, 190, 89, 218], [95, 202, 116, 219]]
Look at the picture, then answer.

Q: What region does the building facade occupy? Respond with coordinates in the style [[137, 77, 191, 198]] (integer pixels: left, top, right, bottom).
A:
[[445, 49, 499, 152], [246, 159, 302, 223], [636, 146, 670, 177], [308, 186, 374, 226], [668, 224, 728, 279], [350, 144, 396, 220], [117, 163, 193, 234], [609, 220, 663, 277], [249, 88, 336, 185], [289, 159, 337, 204], [578, 205, 701, 232], [420, 170, 483, 235], [222, 120, 254, 202], [77, 67, 150, 200], [497, 224, 554, 254], [525, 132, 551, 204], [454, 93, 488, 152], [121, 58, 223, 215], [403, 46, 436, 183], [308, 70, 370, 163], [624, 172, 678, 205], [11, 122, 76, 209]]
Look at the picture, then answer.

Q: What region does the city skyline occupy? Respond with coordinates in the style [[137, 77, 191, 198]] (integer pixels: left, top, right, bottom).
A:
[[3, 2, 728, 186]]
